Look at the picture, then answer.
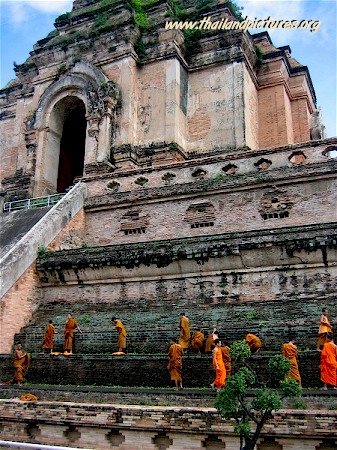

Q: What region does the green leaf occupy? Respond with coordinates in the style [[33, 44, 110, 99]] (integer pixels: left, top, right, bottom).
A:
[[268, 354, 291, 380], [279, 379, 302, 398], [252, 389, 282, 412]]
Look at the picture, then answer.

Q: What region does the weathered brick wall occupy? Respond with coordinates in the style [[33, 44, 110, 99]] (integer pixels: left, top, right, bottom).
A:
[[0, 263, 42, 354], [291, 98, 311, 143], [82, 177, 337, 246], [47, 208, 86, 251], [0, 399, 336, 450], [244, 64, 259, 149], [186, 62, 246, 151], [258, 84, 292, 148]]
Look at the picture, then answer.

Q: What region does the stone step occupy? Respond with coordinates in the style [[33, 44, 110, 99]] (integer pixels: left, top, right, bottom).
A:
[[14, 323, 323, 354], [0, 352, 322, 388], [1, 384, 336, 410]]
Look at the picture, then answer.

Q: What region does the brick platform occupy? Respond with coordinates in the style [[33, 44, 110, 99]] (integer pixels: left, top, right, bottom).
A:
[[0, 397, 336, 450]]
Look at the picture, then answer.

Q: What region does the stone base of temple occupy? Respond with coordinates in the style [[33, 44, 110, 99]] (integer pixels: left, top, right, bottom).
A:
[[0, 387, 336, 450]]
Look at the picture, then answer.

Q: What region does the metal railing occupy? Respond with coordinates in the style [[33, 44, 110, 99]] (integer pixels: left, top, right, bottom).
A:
[[3, 193, 66, 213]]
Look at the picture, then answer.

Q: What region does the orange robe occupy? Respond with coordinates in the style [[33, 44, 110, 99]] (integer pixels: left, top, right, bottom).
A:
[[115, 320, 127, 349], [205, 334, 215, 353], [320, 341, 337, 386], [13, 353, 31, 383], [191, 331, 205, 351], [213, 347, 226, 388], [221, 346, 231, 377], [178, 316, 190, 349], [42, 324, 56, 349], [282, 343, 301, 384], [168, 343, 183, 381], [318, 314, 333, 347], [64, 318, 79, 351], [245, 333, 262, 352]]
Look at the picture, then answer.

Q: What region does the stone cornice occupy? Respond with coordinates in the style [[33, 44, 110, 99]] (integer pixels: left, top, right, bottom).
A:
[[84, 161, 337, 210], [36, 222, 337, 272]]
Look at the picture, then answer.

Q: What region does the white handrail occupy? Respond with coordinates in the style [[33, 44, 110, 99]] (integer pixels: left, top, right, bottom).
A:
[[3, 193, 66, 213]]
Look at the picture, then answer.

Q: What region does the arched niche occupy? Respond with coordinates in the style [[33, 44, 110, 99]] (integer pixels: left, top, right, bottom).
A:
[[32, 61, 119, 196]]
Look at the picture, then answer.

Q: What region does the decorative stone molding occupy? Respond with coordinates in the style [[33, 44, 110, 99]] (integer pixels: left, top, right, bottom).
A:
[[120, 210, 149, 235], [259, 186, 294, 220], [185, 202, 216, 228]]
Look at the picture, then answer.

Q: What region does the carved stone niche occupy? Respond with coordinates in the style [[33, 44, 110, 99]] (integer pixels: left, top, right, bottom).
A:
[[289, 151, 306, 164], [259, 186, 294, 220], [254, 158, 272, 170], [120, 210, 149, 235], [185, 202, 216, 228], [222, 163, 238, 175], [322, 145, 337, 159]]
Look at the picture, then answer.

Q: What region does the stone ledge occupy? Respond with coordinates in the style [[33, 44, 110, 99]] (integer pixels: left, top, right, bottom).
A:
[[36, 222, 337, 272], [1, 384, 337, 409]]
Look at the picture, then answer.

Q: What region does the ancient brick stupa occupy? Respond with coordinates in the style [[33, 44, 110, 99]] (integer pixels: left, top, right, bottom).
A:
[[0, 0, 336, 383], [1, 0, 337, 448]]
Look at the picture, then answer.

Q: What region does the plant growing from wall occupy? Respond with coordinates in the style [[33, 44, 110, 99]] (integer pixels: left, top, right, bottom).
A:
[[56, 64, 68, 76], [168, 142, 178, 150], [37, 245, 48, 259], [215, 340, 302, 450], [55, 11, 71, 26], [131, 0, 149, 30], [255, 45, 263, 68], [13, 62, 37, 74]]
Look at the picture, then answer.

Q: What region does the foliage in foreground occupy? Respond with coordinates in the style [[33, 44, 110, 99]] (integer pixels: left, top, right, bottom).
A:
[[215, 340, 302, 450]]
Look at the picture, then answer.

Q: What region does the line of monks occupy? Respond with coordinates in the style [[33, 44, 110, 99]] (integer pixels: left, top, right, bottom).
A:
[[8, 309, 337, 391], [167, 310, 337, 391]]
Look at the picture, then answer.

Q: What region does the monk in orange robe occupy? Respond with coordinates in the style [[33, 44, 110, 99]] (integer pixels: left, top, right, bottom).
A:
[[168, 338, 183, 389], [282, 339, 301, 386], [211, 339, 226, 391], [12, 343, 31, 385], [112, 317, 127, 352], [41, 320, 57, 354], [64, 313, 82, 355], [178, 312, 190, 351], [319, 334, 337, 389], [317, 308, 333, 350], [205, 327, 218, 353], [245, 333, 262, 354], [191, 328, 205, 354], [220, 342, 231, 377]]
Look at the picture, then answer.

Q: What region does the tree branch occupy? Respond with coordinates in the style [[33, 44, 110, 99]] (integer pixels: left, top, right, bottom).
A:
[[238, 396, 259, 424]]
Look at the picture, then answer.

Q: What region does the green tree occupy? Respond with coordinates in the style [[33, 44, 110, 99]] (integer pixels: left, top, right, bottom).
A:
[[215, 340, 302, 450]]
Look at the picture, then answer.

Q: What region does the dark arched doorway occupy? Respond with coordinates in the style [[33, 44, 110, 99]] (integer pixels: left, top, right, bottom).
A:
[[57, 97, 86, 193]]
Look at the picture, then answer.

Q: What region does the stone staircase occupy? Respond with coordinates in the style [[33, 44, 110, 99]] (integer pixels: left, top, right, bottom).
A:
[[0, 351, 323, 389], [0, 182, 87, 299], [12, 293, 336, 355]]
